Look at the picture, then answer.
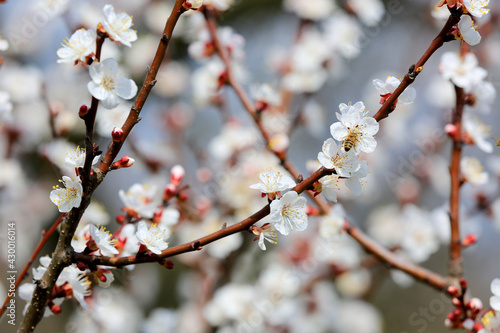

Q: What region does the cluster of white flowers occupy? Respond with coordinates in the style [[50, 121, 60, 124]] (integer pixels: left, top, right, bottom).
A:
[[315, 101, 378, 202]]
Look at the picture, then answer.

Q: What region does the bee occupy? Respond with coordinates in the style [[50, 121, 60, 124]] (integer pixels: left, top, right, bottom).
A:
[[343, 132, 359, 152]]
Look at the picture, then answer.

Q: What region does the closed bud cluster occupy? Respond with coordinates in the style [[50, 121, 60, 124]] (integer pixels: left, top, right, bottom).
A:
[[112, 127, 124, 142]]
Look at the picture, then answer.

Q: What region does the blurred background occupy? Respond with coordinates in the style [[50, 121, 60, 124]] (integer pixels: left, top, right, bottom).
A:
[[0, 0, 499, 332]]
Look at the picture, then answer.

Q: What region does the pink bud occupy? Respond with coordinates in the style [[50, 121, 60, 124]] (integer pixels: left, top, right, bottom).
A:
[[447, 285, 460, 297], [79, 104, 89, 117], [50, 303, 62, 314], [460, 278, 468, 289], [112, 127, 124, 143], [462, 234, 477, 247], [170, 165, 185, 186], [467, 298, 483, 312], [452, 298, 461, 307], [445, 124, 458, 140], [111, 156, 135, 170]]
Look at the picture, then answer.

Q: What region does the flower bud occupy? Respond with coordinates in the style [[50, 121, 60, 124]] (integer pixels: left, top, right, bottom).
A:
[[447, 285, 460, 297], [467, 298, 483, 312], [159, 259, 174, 269], [462, 233, 477, 247], [50, 302, 62, 315], [170, 165, 185, 186], [111, 156, 135, 170], [445, 124, 458, 140], [116, 214, 126, 224], [78, 104, 89, 118], [112, 127, 124, 143], [163, 184, 177, 201]]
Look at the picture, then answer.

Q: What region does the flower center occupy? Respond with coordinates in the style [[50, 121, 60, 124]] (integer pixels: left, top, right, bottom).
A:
[[102, 75, 116, 90]]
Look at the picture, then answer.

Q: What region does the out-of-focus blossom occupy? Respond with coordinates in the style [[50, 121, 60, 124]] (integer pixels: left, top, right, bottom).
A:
[[87, 58, 138, 109], [348, 0, 385, 26], [270, 191, 308, 235], [50, 176, 83, 213], [57, 28, 95, 65], [463, 113, 493, 153], [96, 103, 129, 137], [319, 203, 346, 239], [189, 27, 244, 61], [101, 4, 137, 47], [439, 52, 487, 92], [0, 91, 13, 123], [323, 12, 363, 59], [283, 0, 336, 20], [119, 183, 160, 218], [461, 157, 488, 185], [250, 83, 281, 109]]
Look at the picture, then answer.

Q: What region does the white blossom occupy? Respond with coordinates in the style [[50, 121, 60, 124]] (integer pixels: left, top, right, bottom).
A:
[[372, 76, 416, 105], [283, 0, 336, 20], [458, 15, 481, 46], [250, 83, 281, 107], [119, 183, 160, 218], [319, 204, 346, 239], [490, 278, 500, 311], [50, 176, 83, 213], [463, 113, 493, 153], [101, 4, 137, 47], [319, 175, 340, 202], [461, 157, 488, 185], [87, 58, 138, 109], [136, 221, 169, 255], [185, 0, 204, 9], [251, 223, 278, 251], [439, 52, 487, 92], [65, 146, 100, 168], [270, 191, 308, 235], [330, 101, 379, 154], [317, 138, 359, 177], [463, 0, 490, 17], [57, 28, 95, 65], [89, 225, 119, 256], [0, 91, 13, 123], [249, 168, 296, 194]]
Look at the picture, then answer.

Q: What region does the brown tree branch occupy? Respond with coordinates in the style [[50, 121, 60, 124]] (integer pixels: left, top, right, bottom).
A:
[[19, 2, 187, 331]]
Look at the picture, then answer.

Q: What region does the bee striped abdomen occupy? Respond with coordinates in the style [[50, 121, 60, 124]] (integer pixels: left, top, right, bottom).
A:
[[343, 132, 358, 152]]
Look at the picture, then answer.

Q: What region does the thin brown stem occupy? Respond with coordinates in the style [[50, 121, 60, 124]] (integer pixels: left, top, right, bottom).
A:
[[345, 221, 449, 291], [449, 85, 465, 280]]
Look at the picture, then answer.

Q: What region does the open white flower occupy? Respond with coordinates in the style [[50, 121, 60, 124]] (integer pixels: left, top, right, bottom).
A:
[[136, 221, 169, 255], [249, 168, 296, 194], [345, 160, 369, 196], [463, 0, 490, 18], [461, 157, 488, 185], [62, 265, 92, 310], [330, 101, 379, 154], [57, 28, 95, 65], [65, 146, 100, 168], [270, 191, 308, 235], [458, 15, 481, 46], [89, 225, 119, 256], [101, 4, 137, 47], [251, 223, 278, 251], [319, 175, 340, 202], [119, 183, 160, 218], [317, 138, 359, 177], [87, 58, 138, 109], [372, 76, 416, 105], [50, 176, 83, 213]]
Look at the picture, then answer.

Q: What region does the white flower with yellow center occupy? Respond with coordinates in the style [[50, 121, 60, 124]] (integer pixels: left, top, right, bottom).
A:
[[65, 146, 100, 168], [317, 138, 359, 177], [87, 58, 138, 109], [330, 101, 379, 154], [270, 191, 308, 235], [101, 4, 137, 47], [136, 221, 169, 255], [249, 168, 296, 194], [463, 0, 490, 18], [50, 176, 83, 213], [461, 157, 488, 185], [89, 225, 119, 256], [251, 223, 278, 251], [57, 28, 95, 65], [463, 113, 493, 153]]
